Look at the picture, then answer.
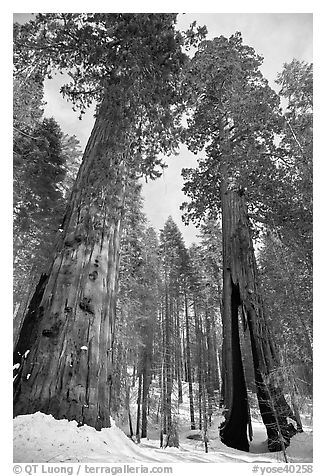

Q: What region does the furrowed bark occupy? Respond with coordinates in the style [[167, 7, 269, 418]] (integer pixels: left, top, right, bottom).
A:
[[219, 180, 296, 452], [13, 100, 129, 429]]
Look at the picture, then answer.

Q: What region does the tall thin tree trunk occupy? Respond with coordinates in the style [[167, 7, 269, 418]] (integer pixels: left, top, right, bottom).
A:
[[211, 310, 221, 393], [204, 306, 215, 425], [194, 301, 203, 431], [132, 364, 136, 387], [13, 100, 129, 430], [175, 303, 183, 404], [182, 326, 188, 382], [202, 381, 209, 453], [160, 303, 167, 436], [198, 305, 209, 451], [136, 370, 142, 442], [141, 341, 152, 438], [141, 367, 148, 439], [185, 290, 195, 430], [126, 385, 134, 439], [165, 293, 173, 441]]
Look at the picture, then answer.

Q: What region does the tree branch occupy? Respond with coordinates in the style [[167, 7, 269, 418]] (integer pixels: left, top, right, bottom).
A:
[[285, 118, 303, 152]]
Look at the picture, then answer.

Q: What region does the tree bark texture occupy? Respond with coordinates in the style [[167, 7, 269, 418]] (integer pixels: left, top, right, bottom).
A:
[[13, 273, 39, 348], [13, 100, 130, 429], [219, 181, 296, 452]]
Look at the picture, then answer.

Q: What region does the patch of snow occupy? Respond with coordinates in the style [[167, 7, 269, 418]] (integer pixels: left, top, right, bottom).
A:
[[80, 346, 88, 351], [13, 412, 313, 464], [24, 349, 30, 358], [286, 431, 313, 462], [26, 373, 31, 380], [13, 363, 20, 370]]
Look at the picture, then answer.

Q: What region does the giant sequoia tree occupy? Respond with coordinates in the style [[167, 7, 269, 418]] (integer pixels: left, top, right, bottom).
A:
[[13, 13, 205, 429], [182, 33, 299, 452]]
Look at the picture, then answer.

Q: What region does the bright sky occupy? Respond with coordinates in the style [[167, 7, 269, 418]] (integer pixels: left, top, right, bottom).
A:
[[13, 12, 313, 245], [145, 13, 313, 245]]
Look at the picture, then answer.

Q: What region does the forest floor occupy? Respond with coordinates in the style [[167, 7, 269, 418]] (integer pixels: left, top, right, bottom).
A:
[[13, 411, 313, 464], [13, 383, 313, 464]]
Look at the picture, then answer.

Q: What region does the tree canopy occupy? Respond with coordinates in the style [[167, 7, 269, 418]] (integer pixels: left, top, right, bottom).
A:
[[14, 14, 206, 179], [181, 32, 283, 226]]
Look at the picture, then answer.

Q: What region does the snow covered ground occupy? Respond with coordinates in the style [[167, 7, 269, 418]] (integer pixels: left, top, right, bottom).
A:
[[13, 411, 313, 464], [13, 381, 313, 465]]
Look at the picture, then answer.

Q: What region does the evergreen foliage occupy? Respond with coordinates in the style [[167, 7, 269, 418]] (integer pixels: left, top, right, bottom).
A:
[[13, 66, 82, 344], [13, 16, 312, 457], [180, 33, 312, 452]]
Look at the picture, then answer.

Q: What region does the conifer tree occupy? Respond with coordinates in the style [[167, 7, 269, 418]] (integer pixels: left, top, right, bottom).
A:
[[159, 217, 189, 447], [13, 115, 81, 345], [13, 14, 205, 429], [182, 32, 298, 452]]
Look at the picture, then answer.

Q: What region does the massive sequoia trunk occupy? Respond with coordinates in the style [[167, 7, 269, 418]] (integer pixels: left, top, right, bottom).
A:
[[13, 100, 130, 429], [219, 180, 296, 452]]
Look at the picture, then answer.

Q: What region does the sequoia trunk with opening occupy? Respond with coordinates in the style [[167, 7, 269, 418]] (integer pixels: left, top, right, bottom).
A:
[[219, 180, 296, 452]]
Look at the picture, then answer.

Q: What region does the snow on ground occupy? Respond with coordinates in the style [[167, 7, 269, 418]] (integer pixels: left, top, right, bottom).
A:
[[13, 411, 313, 464], [14, 381, 313, 463]]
